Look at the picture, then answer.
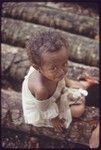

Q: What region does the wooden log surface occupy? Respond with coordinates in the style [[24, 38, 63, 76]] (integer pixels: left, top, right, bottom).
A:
[[1, 88, 99, 146], [1, 44, 99, 86], [2, 2, 99, 38], [1, 18, 99, 67], [45, 2, 99, 19]]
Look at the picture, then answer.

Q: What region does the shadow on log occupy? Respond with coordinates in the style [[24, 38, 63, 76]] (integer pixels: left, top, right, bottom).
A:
[[1, 88, 99, 147], [2, 2, 99, 38], [1, 18, 99, 66], [1, 44, 99, 91]]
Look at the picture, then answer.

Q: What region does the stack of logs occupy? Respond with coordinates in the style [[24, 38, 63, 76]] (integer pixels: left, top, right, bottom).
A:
[[1, 2, 99, 148]]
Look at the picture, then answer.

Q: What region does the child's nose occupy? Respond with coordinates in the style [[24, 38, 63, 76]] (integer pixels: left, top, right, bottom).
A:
[[59, 68, 65, 75]]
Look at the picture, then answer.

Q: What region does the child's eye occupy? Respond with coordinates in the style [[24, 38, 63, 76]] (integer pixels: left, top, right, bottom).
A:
[[63, 62, 67, 67], [51, 66, 57, 70]]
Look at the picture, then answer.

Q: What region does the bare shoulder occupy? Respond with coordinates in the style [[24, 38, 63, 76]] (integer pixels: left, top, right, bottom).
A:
[[28, 73, 49, 100], [35, 87, 49, 100]]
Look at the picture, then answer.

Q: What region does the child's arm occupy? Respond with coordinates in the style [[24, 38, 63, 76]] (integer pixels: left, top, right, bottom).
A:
[[65, 76, 98, 89], [65, 77, 86, 89]]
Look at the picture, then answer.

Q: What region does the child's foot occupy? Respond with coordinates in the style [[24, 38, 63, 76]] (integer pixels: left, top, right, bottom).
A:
[[78, 73, 99, 85], [78, 73, 99, 89], [89, 126, 99, 148]]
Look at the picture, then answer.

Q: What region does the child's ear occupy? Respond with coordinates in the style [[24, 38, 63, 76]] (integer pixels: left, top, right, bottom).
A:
[[32, 64, 40, 71]]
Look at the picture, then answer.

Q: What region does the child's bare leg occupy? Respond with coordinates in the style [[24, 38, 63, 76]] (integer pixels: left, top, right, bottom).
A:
[[89, 123, 99, 148], [70, 103, 85, 118]]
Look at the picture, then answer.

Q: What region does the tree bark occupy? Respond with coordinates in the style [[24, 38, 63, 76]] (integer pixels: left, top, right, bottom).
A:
[[2, 2, 99, 38], [1, 44, 99, 89], [45, 2, 99, 19], [1, 18, 99, 67], [1, 88, 99, 146]]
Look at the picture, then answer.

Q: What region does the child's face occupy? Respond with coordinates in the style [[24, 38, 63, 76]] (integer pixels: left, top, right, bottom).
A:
[[39, 47, 68, 82]]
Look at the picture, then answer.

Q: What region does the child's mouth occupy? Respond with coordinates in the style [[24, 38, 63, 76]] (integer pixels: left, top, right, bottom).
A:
[[58, 74, 64, 80]]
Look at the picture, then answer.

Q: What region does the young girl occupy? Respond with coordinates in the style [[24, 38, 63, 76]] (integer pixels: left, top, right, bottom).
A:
[[22, 29, 89, 132]]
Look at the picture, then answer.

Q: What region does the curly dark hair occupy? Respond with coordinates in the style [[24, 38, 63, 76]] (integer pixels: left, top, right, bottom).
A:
[[26, 29, 69, 66]]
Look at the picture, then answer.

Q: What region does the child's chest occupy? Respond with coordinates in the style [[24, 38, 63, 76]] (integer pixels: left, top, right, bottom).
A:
[[46, 82, 58, 97], [46, 81, 64, 98]]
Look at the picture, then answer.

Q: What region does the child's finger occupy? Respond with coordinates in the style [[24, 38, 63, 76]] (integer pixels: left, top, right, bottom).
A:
[[57, 122, 63, 130], [60, 118, 66, 127], [54, 125, 61, 132], [61, 118, 66, 122], [56, 123, 63, 132], [57, 126, 63, 132]]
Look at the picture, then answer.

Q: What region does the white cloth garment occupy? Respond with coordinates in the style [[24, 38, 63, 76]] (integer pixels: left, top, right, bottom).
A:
[[22, 66, 87, 128]]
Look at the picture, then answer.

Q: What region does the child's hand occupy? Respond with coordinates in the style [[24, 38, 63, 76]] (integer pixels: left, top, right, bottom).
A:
[[50, 116, 66, 132]]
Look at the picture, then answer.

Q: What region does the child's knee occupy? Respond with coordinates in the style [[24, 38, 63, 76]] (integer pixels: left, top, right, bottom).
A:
[[70, 103, 85, 118], [78, 103, 85, 115]]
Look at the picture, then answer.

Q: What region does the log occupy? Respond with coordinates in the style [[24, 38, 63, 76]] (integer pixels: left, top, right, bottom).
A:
[[1, 18, 99, 67], [1, 44, 99, 90], [46, 2, 99, 19], [1, 88, 99, 146], [1, 127, 40, 148], [1, 44, 30, 82], [2, 2, 99, 38]]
